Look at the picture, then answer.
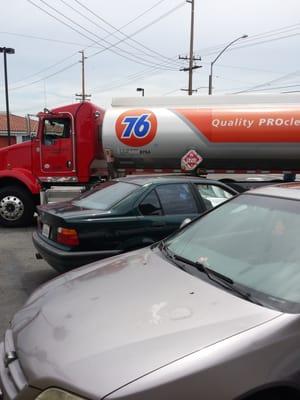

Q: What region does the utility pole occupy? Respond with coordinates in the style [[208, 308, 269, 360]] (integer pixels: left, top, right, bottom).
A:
[[179, 0, 201, 95], [75, 50, 91, 102], [0, 47, 15, 146]]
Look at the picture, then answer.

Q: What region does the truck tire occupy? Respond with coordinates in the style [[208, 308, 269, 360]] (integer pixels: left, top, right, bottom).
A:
[[0, 186, 35, 227]]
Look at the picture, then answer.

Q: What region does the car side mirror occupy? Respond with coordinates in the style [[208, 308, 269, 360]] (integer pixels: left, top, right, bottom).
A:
[[180, 218, 192, 229]]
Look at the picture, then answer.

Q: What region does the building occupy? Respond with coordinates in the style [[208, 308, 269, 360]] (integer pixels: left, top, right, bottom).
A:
[[0, 112, 38, 147]]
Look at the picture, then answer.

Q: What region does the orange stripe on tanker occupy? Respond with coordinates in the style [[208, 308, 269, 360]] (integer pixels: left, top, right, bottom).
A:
[[175, 108, 300, 142]]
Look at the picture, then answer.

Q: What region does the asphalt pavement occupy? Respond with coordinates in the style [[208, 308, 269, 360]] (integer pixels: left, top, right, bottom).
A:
[[0, 225, 58, 339]]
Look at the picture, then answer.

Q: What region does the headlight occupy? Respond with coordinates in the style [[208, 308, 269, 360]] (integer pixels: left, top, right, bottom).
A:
[[36, 388, 85, 400]]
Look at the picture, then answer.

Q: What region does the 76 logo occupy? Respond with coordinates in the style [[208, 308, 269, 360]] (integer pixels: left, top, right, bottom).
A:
[[121, 114, 151, 138], [116, 109, 157, 147]]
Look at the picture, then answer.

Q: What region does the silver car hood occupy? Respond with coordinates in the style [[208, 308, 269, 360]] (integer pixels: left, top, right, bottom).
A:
[[11, 248, 280, 399]]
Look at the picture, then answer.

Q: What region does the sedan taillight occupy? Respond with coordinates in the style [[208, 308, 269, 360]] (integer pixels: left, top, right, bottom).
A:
[[57, 227, 79, 246]]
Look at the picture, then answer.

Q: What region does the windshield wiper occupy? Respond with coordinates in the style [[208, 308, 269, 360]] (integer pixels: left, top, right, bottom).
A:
[[172, 254, 263, 306], [159, 241, 187, 271]]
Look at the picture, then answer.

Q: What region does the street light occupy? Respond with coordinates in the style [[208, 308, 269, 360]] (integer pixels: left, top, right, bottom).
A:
[[208, 35, 248, 95], [136, 87, 144, 97], [0, 47, 15, 145]]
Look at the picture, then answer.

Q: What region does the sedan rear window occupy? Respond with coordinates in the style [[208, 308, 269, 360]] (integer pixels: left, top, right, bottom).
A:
[[73, 182, 139, 210]]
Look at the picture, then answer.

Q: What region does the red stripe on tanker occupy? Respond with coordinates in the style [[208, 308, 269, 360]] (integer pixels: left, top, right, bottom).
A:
[[174, 108, 300, 143]]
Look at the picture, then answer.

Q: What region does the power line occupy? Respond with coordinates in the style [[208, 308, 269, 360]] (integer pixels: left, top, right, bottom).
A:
[[92, 67, 155, 92], [92, 62, 184, 94], [87, 2, 186, 62], [10, 62, 78, 91], [234, 83, 300, 92], [197, 23, 300, 56], [201, 33, 299, 60], [0, 31, 88, 47], [57, 0, 160, 60], [215, 76, 258, 85], [15, 2, 299, 99], [67, 0, 182, 68], [201, 61, 283, 75], [5, 0, 177, 87], [232, 69, 300, 94], [27, 0, 181, 70], [11, 5, 296, 93], [226, 33, 299, 52], [238, 23, 300, 41], [9, 53, 79, 87], [92, 66, 166, 93], [111, 0, 169, 31], [162, 88, 181, 95], [93, 48, 288, 93]]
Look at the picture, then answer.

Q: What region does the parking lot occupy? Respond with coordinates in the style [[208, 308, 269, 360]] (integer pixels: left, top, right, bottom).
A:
[[0, 225, 58, 338]]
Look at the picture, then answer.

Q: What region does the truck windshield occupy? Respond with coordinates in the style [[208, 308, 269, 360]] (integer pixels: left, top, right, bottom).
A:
[[73, 181, 139, 210], [165, 194, 300, 313]]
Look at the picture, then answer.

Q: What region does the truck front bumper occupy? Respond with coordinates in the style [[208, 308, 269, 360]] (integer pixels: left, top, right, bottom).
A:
[[32, 231, 122, 273]]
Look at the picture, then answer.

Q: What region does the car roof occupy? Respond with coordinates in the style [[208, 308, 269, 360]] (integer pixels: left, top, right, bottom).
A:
[[247, 182, 300, 200], [116, 174, 232, 186]]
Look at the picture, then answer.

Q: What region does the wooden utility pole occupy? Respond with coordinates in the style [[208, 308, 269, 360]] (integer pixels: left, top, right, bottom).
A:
[[76, 50, 91, 102], [179, 0, 201, 95], [188, 0, 195, 94]]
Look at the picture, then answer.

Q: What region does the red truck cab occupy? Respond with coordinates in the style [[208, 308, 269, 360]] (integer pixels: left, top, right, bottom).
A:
[[0, 102, 106, 226]]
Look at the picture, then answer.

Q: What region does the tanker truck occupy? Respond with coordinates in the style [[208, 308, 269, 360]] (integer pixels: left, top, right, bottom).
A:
[[0, 94, 300, 227]]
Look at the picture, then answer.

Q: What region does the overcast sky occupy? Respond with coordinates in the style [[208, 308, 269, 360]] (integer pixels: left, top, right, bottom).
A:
[[0, 0, 299, 115]]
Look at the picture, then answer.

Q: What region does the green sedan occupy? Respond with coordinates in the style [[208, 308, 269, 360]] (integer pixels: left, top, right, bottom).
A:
[[33, 175, 236, 272]]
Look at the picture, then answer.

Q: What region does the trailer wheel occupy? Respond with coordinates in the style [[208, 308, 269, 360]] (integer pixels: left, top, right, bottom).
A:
[[0, 186, 35, 227]]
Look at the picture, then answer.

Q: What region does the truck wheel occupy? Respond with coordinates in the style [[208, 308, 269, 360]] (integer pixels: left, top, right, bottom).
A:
[[0, 186, 35, 227]]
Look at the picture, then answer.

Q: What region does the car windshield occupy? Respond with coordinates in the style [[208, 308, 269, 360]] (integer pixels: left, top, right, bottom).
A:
[[73, 181, 139, 210], [165, 194, 300, 313]]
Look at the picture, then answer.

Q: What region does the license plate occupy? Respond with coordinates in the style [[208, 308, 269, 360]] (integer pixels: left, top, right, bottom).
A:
[[42, 223, 50, 238]]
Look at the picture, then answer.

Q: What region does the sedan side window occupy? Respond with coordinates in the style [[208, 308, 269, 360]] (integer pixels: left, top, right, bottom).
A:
[[196, 184, 233, 209], [139, 190, 163, 216], [156, 184, 198, 215]]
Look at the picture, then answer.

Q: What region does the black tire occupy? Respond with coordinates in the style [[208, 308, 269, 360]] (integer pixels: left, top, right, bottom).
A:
[[0, 186, 35, 227]]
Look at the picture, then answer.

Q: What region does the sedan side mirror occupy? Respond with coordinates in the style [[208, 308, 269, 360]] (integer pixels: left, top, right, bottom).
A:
[[180, 218, 192, 229]]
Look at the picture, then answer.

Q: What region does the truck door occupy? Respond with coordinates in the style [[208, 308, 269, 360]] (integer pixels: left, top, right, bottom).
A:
[[40, 117, 74, 174]]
